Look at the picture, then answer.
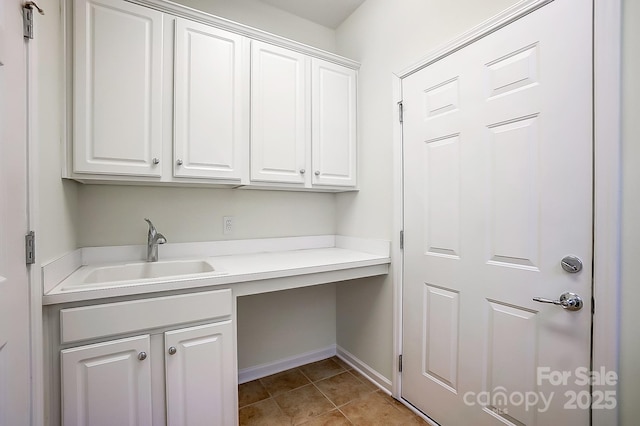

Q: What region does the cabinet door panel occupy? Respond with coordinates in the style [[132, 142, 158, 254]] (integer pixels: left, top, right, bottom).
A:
[[312, 59, 357, 187], [251, 41, 309, 184], [165, 321, 236, 426], [73, 0, 163, 176], [174, 19, 249, 180], [61, 335, 152, 426]]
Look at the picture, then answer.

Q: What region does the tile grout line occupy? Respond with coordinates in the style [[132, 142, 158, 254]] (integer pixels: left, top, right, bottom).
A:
[[240, 358, 419, 425], [305, 369, 347, 424], [265, 369, 301, 425], [307, 366, 382, 425], [300, 363, 356, 424]]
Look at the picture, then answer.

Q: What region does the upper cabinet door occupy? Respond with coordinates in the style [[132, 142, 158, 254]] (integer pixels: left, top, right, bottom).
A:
[[251, 41, 310, 184], [311, 59, 357, 187], [73, 0, 163, 177], [174, 19, 249, 181]]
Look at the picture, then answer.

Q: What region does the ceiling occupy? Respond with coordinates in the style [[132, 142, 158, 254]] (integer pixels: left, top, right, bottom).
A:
[[257, 0, 366, 29]]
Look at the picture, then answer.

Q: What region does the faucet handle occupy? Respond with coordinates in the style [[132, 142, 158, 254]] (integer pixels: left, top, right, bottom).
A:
[[144, 218, 156, 233]]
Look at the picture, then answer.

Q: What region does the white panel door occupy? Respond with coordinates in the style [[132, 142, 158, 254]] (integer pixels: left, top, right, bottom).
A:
[[165, 321, 236, 426], [402, 1, 593, 425], [74, 0, 163, 176], [311, 58, 357, 187], [174, 18, 249, 180], [61, 335, 153, 426], [0, 1, 31, 424], [251, 41, 309, 184]]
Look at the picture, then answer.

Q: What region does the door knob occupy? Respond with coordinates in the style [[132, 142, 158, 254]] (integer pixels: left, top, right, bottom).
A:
[[137, 351, 147, 361], [533, 292, 583, 311], [168, 346, 177, 355]]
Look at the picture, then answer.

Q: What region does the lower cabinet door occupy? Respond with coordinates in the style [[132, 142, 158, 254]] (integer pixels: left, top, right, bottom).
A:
[[61, 334, 152, 426], [165, 321, 236, 426]]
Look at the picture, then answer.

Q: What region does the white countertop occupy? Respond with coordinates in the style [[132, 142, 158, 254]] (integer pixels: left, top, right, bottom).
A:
[[42, 236, 391, 305]]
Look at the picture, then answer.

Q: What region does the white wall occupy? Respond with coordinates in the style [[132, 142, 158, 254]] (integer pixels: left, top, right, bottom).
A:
[[237, 285, 336, 370], [77, 185, 335, 246], [37, 0, 78, 264], [333, 0, 521, 380], [620, 0, 639, 423]]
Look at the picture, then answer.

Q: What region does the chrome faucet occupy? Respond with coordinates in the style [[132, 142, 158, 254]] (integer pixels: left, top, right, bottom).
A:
[[144, 218, 166, 262]]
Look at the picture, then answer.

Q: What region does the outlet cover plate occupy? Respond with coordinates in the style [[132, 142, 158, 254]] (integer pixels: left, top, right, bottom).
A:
[[223, 216, 234, 235]]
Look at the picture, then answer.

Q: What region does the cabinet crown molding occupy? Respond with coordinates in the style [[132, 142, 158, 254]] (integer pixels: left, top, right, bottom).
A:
[[128, 0, 360, 70]]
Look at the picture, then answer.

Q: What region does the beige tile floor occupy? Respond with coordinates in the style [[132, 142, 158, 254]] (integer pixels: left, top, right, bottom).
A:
[[238, 357, 427, 425]]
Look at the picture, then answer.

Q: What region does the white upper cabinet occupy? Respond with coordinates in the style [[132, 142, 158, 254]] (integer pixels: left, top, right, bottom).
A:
[[73, 0, 164, 177], [173, 19, 249, 181], [68, 0, 358, 190], [250, 43, 358, 189], [250, 41, 310, 185], [312, 59, 357, 187]]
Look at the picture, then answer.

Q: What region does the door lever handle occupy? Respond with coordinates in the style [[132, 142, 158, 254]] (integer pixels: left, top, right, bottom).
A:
[[533, 292, 583, 311]]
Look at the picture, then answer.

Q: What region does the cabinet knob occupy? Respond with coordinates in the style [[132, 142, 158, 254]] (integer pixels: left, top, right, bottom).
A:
[[137, 351, 147, 361], [314, 170, 320, 176], [168, 346, 177, 355], [299, 169, 305, 174], [176, 159, 183, 166], [152, 157, 160, 165]]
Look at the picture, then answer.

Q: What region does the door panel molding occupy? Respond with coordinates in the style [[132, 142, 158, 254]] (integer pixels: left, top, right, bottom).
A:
[[395, 0, 553, 80], [392, 1, 621, 425]]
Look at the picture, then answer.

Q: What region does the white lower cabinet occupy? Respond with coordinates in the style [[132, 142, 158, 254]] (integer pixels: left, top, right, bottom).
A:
[[165, 321, 235, 426], [61, 335, 153, 426], [57, 289, 236, 426]]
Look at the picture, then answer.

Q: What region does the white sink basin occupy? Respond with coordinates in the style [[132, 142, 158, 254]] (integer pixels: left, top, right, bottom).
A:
[[75, 259, 223, 288]]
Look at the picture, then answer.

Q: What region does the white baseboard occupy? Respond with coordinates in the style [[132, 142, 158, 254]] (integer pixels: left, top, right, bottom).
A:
[[335, 345, 392, 393], [335, 346, 437, 424], [238, 345, 337, 384]]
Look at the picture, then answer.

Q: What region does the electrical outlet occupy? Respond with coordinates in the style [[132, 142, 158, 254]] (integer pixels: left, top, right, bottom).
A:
[[223, 216, 234, 235]]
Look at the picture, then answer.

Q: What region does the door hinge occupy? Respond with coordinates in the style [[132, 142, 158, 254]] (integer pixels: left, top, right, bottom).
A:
[[23, 2, 44, 39], [398, 101, 404, 123], [25, 231, 35, 265], [399, 354, 403, 372], [400, 230, 404, 250]]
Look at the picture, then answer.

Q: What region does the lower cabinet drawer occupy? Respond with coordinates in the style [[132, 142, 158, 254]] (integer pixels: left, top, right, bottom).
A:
[[60, 289, 232, 344]]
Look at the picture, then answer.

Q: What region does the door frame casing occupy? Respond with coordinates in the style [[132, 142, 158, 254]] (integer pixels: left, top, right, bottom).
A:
[[391, 1, 621, 425]]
